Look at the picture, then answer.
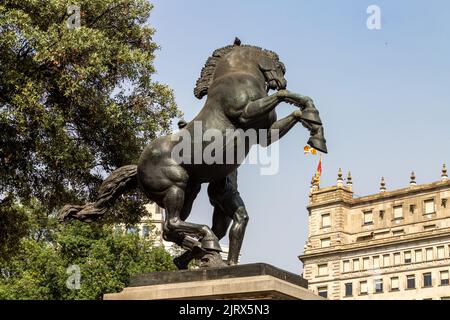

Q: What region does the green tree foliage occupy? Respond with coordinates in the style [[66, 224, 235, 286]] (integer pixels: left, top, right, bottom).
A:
[[0, 197, 29, 261], [0, 0, 181, 298], [0, 0, 180, 219], [0, 206, 177, 299]]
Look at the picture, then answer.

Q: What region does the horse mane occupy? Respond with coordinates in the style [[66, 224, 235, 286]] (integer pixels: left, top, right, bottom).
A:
[[194, 42, 280, 99]]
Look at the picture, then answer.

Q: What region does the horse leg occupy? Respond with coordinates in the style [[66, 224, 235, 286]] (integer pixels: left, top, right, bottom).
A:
[[171, 183, 205, 270], [208, 171, 248, 266], [260, 110, 302, 146], [238, 90, 319, 126], [237, 90, 327, 152], [175, 172, 240, 269], [164, 185, 220, 247], [174, 204, 234, 269]]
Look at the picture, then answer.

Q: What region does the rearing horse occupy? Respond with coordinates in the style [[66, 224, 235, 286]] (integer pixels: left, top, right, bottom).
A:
[[59, 39, 327, 269]]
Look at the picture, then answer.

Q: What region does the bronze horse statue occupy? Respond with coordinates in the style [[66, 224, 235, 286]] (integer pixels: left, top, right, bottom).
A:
[[59, 38, 327, 269]]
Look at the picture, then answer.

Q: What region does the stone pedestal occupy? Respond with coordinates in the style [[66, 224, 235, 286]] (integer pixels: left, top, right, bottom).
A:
[[104, 263, 323, 300]]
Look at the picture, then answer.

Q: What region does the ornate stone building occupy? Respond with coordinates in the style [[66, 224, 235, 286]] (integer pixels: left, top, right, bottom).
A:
[[300, 165, 450, 300], [114, 202, 176, 253]]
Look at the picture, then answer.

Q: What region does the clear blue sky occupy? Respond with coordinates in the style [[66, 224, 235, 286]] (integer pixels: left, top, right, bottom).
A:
[[148, 0, 450, 273]]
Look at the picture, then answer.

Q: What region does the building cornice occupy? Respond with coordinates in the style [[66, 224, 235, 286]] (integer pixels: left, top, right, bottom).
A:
[[299, 227, 450, 262], [308, 180, 450, 211]]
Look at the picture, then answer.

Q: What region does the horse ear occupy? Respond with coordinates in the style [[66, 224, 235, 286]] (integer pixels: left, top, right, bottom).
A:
[[258, 55, 276, 71]]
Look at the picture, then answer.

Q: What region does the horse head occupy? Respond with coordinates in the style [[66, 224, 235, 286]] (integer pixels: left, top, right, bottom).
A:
[[256, 49, 287, 92], [194, 38, 287, 99]]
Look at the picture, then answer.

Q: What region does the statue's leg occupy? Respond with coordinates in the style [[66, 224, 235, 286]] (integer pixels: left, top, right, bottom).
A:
[[170, 182, 203, 270], [261, 110, 301, 147], [172, 205, 232, 270], [180, 183, 202, 221], [237, 91, 326, 151], [208, 171, 248, 266], [158, 164, 220, 255], [172, 183, 234, 270], [211, 207, 232, 241], [163, 184, 220, 252], [172, 182, 232, 269], [238, 90, 319, 126], [254, 107, 326, 154]]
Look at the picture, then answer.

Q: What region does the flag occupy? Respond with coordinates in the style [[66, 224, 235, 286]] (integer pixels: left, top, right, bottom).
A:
[[316, 154, 322, 177], [312, 154, 323, 186], [304, 145, 317, 155]]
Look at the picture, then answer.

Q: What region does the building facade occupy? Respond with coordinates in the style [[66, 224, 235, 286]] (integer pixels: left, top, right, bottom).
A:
[[300, 166, 450, 300], [114, 202, 177, 253]]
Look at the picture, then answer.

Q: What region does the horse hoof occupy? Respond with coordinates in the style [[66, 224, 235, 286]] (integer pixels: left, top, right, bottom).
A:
[[307, 127, 328, 154], [201, 236, 222, 252]]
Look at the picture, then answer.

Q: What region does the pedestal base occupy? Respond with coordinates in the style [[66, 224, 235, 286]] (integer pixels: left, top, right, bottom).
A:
[[103, 263, 323, 300]]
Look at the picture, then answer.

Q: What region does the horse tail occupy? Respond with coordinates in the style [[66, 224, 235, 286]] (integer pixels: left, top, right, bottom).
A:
[[58, 165, 138, 222]]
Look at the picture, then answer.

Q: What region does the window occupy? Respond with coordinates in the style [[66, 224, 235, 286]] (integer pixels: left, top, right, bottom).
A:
[[363, 257, 370, 270], [318, 264, 328, 276], [407, 275, 416, 289], [321, 213, 331, 228], [394, 252, 401, 265], [142, 225, 150, 238], [415, 249, 423, 263], [345, 283, 353, 297], [393, 205, 403, 219], [126, 226, 137, 235], [353, 259, 360, 271], [391, 277, 399, 291], [343, 260, 351, 273], [404, 251, 412, 264], [360, 281, 368, 295], [321, 238, 331, 248], [393, 229, 404, 236], [440, 271, 449, 285], [318, 286, 328, 298], [437, 246, 445, 259], [426, 248, 433, 261], [363, 211, 373, 225], [424, 199, 435, 214], [383, 254, 390, 267], [374, 279, 383, 293], [373, 256, 380, 269], [423, 273, 432, 287]]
